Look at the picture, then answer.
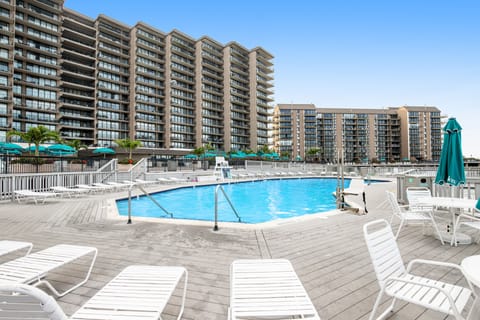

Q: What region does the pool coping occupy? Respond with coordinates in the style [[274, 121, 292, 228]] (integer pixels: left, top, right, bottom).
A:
[[106, 176, 369, 229]]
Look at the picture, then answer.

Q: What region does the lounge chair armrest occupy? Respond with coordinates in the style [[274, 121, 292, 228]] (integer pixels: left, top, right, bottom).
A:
[[385, 275, 462, 314], [407, 259, 476, 293], [407, 259, 461, 272], [458, 213, 480, 221]]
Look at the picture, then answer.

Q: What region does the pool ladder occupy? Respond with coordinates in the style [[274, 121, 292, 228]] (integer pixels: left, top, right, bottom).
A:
[[214, 184, 241, 231], [126, 184, 173, 224]]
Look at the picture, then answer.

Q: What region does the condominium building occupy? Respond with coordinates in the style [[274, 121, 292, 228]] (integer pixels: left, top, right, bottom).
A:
[[0, 0, 274, 154], [273, 104, 442, 163]]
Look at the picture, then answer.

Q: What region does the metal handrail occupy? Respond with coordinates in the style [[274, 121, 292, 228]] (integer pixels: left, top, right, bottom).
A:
[[214, 184, 241, 231], [127, 184, 173, 224]]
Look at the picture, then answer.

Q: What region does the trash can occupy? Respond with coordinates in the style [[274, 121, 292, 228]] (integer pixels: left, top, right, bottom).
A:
[[400, 175, 433, 203]]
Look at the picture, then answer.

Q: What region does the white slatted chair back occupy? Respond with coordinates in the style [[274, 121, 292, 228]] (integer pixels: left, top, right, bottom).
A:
[[406, 187, 433, 212], [363, 219, 406, 288], [385, 191, 403, 219], [0, 284, 67, 320]]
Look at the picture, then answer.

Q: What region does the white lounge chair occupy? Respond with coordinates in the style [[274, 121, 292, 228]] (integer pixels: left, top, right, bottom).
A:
[[168, 177, 188, 183], [106, 181, 132, 190], [76, 184, 106, 193], [51, 186, 90, 198], [363, 219, 476, 320], [0, 244, 97, 297], [0, 240, 32, 257], [229, 259, 321, 320], [0, 265, 187, 320], [122, 180, 137, 186], [157, 177, 172, 184], [92, 182, 116, 191], [14, 190, 57, 204], [386, 190, 444, 244], [135, 179, 157, 185]]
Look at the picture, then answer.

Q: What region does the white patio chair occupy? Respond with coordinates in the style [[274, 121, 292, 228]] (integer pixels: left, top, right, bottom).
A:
[[406, 187, 436, 214], [0, 240, 32, 257], [363, 219, 476, 320], [0, 265, 188, 320], [229, 259, 321, 320], [14, 190, 57, 204], [0, 244, 97, 297], [454, 207, 480, 245], [386, 190, 444, 244]]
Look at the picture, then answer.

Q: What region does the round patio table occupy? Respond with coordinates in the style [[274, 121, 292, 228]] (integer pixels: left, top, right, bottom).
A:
[[461, 255, 480, 318]]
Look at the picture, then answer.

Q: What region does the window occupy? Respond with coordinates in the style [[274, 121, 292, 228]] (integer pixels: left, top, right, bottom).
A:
[[0, 75, 7, 86]]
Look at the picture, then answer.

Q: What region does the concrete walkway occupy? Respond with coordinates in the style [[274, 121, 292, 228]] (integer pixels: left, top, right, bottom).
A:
[[0, 178, 478, 319]]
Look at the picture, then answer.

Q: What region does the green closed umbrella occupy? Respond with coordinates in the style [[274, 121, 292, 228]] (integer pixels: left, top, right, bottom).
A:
[[0, 142, 24, 152], [435, 118, 465, 186], [93, 147, 116, 158]]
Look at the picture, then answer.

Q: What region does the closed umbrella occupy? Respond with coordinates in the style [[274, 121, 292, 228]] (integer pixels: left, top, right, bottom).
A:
[[47, 144, 76, 154], [26, 145, 47, 153], [0, 142, 24, 152], [435, 118, 465, 186], [93, 147, 116, 159]]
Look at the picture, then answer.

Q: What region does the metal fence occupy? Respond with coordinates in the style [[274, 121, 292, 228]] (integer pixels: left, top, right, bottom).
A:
[[0, 159, 118, 201], [0, 154, 109, 174]]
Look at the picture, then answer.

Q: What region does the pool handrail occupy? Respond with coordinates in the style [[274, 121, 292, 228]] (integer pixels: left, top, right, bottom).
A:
[[126, 183, 173, 224], [214, 184, 241, 231]]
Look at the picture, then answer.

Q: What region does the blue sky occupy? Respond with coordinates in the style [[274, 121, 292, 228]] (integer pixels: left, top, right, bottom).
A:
[[65, 0, 480, 157]]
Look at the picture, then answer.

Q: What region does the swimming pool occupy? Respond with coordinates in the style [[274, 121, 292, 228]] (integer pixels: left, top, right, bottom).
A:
[[116, 178, 351, 224]]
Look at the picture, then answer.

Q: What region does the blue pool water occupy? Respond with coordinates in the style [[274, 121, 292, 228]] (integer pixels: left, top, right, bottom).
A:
[[116, 178, 351, 224]]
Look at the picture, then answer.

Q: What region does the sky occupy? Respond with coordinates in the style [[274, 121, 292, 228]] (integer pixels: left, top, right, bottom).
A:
[[65, 0, 480, 157]]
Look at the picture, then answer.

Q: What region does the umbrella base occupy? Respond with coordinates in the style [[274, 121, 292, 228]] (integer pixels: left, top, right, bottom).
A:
[[435, 231, 471, 245]]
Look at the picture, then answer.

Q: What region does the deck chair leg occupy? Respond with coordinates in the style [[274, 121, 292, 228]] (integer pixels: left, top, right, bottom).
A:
[[35, 249, 97, 297], [395, 220, 405, 239], [369, 287, 391, 320], [431, 219, 445, 245], [467, 296, 479, 320], [176, 269, 188, 320]]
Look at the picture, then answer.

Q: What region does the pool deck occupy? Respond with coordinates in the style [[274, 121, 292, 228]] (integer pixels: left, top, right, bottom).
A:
[[1, 177, 480, 319]]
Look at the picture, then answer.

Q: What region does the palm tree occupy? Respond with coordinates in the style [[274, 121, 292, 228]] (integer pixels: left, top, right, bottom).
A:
[[64, 139, 88, 152], [7, 126, 60, 157], [115, 138, 142, 163], [306, 147, 320, 161], [192, 146, 205, 158]]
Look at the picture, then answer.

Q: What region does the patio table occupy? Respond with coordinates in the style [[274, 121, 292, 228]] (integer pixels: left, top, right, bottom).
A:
[[417, 196, 477, 245], [461, 255, 480, 318]]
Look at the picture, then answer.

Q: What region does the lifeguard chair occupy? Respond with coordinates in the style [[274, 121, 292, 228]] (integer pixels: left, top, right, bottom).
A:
[[214, 157, 231, 180]]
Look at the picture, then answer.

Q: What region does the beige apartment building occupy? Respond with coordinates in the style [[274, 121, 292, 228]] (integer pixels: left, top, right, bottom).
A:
[[0, 0, 274, 154], [273, 104, 442, 163]]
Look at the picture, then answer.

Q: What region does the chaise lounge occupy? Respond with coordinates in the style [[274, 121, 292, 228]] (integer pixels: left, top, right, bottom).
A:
[[0, 240, 32, 257], [229, 259, 321, 320], [0, 265, 188, 320], [0, 244, 97, 297], [14, 189, 57, 204]]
